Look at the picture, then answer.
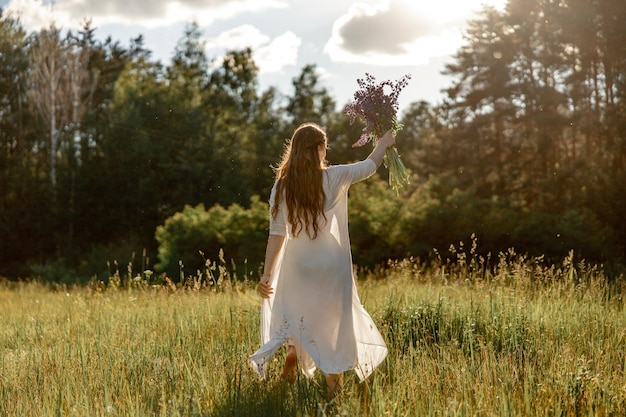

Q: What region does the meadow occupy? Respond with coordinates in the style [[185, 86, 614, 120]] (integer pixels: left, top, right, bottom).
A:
[[1, 249, 624, 416]]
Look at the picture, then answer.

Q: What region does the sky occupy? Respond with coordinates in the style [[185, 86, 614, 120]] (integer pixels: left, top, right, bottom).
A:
[[1, 0, 507, 114]]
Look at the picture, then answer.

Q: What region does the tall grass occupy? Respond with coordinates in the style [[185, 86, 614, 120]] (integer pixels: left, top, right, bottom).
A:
[[1, 247, 624, 416]]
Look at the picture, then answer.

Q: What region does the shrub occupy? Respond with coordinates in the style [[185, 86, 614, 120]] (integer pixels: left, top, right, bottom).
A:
[[348, 175, 617, 268], [155, 196, 268, 280]]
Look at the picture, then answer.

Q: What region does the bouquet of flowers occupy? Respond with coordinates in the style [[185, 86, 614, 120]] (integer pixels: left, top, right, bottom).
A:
[[344, 73, 411, 192]]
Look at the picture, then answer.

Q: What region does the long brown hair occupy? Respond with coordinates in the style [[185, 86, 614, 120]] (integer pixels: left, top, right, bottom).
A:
[[272, 123, 327, 239]]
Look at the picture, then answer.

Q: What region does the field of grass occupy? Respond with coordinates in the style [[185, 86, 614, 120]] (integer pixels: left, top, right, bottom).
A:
[[1, 250, 625, 416]]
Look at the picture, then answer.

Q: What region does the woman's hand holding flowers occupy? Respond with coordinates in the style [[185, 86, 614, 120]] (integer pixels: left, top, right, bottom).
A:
[[379, 130, 396, 149]]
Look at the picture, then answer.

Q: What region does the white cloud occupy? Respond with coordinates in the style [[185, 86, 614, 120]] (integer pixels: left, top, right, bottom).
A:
[[3, 0, 74, 31], [3, 0, 288, 31], [207, 25, 301, 74], [206, 24, 270, 50], [254, 31, 300, 73]]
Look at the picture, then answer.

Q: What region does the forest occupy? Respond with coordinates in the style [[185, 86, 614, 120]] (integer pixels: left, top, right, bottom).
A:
[[1, 0, 625, 282]]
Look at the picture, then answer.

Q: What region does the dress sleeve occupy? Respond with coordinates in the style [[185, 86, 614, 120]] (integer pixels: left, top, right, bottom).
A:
[[268, 182, 287, 236], [331, 159, 377, 188]]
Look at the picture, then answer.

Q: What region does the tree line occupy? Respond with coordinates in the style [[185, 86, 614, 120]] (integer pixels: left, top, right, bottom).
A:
[[1, 0, 625, 281]]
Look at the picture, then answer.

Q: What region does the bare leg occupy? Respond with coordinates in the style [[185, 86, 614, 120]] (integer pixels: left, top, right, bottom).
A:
[[281, 345, 297, 383], [325, 373, 344, 397]]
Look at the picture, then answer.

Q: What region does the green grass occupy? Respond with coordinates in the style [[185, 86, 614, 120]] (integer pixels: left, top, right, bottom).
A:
[[1, 251, 625, 416]]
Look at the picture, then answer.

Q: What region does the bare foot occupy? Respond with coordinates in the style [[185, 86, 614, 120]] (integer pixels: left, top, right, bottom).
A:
[[325, 373, 344, 398], [281, 345, 297, 383]]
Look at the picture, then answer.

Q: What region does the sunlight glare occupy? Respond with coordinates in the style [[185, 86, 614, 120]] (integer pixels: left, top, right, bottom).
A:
[[414, 0, 508, 24]]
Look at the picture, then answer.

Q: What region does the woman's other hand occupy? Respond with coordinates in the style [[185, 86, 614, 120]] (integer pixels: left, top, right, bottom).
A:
[[257, 279, 274, 298]]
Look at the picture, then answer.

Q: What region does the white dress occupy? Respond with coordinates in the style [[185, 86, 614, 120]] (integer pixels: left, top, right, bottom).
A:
[[249, 159, 388, 381]]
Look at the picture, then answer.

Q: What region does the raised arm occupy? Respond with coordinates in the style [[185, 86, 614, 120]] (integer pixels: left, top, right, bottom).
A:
[[366, 130, 396, 167]]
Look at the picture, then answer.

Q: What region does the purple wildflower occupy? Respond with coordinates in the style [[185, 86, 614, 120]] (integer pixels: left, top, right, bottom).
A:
[[344, 73, 411, 147], [344, 73, 412, 192]]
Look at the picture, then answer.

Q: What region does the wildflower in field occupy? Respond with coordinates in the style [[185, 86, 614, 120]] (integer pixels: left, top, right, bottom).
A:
[[344, 73, 411, 192]]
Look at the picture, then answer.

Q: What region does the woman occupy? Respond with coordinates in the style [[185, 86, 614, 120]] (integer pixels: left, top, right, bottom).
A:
[[249, 122, 395, 396]]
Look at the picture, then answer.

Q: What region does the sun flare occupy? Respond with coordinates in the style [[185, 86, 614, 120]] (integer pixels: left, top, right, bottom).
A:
[[409, 0, 508, 24]]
